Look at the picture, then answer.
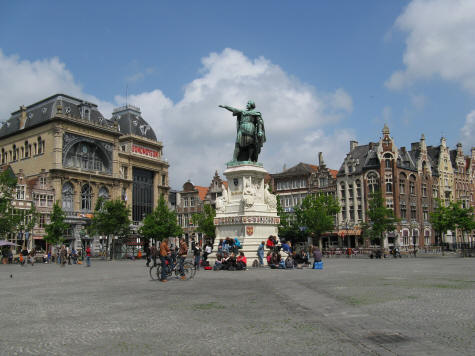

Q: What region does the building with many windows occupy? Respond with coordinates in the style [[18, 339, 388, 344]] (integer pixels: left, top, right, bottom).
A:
[[0, 94, 169, 252], [337, 125, 474, 249]]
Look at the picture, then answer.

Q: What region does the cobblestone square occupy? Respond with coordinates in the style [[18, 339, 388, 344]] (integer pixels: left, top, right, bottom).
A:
[[1, 257, 474, 355]]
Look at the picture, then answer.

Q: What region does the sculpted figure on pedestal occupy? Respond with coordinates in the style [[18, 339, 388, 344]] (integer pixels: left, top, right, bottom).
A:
[[264, 184, 277, 210], [215, 184, 228, 213], [219, 100, 266, 162], [242, 177, 256, 209]]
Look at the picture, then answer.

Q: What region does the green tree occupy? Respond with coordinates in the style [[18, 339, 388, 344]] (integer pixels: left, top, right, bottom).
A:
[[44, 203, 69, 248], [192, 204, 216, 242], [294, 194, 340, 248], [430, 199, 455, 247], [276, 197, 303, 243], [362, 191, 398, 247], [139, 195, 182, 243], [0, 167, 21, 239], [450, 201, 475, 243], [89, 198, 130, 259]]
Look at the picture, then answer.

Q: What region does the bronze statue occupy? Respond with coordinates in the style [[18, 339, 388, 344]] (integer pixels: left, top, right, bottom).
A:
[[219, 100, 266, 162]]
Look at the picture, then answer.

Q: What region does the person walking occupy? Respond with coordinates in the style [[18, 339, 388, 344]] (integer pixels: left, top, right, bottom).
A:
[[193, 242, 201, 270], [60, 245, 67, 267], [178, 238, 188, 280], [159, 238, 170, 282], [257, 241, 265, 267]]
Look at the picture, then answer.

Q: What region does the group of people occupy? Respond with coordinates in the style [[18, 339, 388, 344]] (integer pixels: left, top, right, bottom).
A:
[[1, 244, 92, 267], [153, 237, 188, 283], [258, 236, 323, 269], [214, 251, 247, 271]]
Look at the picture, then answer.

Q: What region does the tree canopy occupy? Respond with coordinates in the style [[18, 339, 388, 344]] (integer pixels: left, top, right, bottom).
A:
[[44, 202, 69, 246], [89, 198, 131, 238], [276, 197, 304, 243], [0, 168, 20, 238], [139, 195, 182, 242], [430, 199, 475, 245], [294, 194, 340, 246], [192, 204, 216, 241], [362, 191, 398, 246]]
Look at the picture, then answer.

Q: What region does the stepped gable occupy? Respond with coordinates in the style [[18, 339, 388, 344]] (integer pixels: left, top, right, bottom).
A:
[[112, 104, 157, 141], [0, 94, 111, 139]]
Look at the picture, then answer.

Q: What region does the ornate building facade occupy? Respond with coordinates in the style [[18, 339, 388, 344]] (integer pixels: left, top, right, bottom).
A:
[[337, 125, 474, 249], [0, 94, 169, 251]]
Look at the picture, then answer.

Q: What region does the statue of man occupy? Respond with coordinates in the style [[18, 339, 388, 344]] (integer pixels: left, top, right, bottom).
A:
[[219, 100, 266, 162]]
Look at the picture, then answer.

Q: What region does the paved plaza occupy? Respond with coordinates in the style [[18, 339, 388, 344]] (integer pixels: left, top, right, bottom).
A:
[[0, 257, 474, 356]]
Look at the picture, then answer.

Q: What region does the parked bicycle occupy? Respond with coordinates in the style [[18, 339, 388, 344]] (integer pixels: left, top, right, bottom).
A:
[[149, 257, 196, 281]]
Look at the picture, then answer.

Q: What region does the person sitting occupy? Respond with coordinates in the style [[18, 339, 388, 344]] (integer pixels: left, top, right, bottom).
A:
[[233, 237, 242, 254], [313, 246, 323, 263], [222, 238, 230, 254], [214, 252, 224, 270], [293, 250, 307, 268], [270, 251, 281, 269], [266, 235, 275, 251], [203, 243, 212, 261], [236, 252, 247, 270], [281, 240, 292, 255], [223, 252, 237, 270]]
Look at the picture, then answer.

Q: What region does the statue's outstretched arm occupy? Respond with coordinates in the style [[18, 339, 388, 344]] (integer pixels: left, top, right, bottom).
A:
[[219, 105, 242, 115]]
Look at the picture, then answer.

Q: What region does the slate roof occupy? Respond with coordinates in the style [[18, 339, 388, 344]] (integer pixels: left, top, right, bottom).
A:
[[337, 143, 380, 176], [0, 94, 113, 139], [112, 105, 157, 141], [1, 94, 158, 142], [272, 162, 318, 178]]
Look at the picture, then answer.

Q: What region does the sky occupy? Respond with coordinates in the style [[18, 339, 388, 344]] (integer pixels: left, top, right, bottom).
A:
[[1, 0, 474, 189]]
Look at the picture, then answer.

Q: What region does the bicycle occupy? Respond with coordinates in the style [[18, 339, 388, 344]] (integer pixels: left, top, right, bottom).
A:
[[149, 257, 196, 281]]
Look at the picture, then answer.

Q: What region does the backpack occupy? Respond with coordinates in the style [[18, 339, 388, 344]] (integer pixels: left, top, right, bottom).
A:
[[279, 259, 286, 269]]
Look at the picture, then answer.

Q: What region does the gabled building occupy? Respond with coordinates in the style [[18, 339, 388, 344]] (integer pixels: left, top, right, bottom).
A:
[[337, 126, 440, 249]]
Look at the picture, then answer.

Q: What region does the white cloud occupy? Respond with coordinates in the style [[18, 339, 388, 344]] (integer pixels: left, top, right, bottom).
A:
[[120, 48, 353, 187], [0, 48, 354, 188], [0, 49, 114, 118], [386, 0, 475, 94], [461, 110, 475, 148]]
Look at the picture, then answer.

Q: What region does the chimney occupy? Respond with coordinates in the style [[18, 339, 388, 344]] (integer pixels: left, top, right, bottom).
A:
[[401, 146, 406, 154], [318, 152, 325, 167], [350, 140, 358, 152], [411, 142, 420, 151]]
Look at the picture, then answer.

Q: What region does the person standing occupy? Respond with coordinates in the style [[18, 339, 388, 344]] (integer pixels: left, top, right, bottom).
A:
[[21, 248, 28, 266], [178, 238, 188, 280], [29, 249, 35, 266], [159, 238, 170, 282], [144, 242, 151, 267], [257, 241, 265, 267], [193, 242, 201, 270], [150, 243, 158, 267], [85, 245, 91, 267]]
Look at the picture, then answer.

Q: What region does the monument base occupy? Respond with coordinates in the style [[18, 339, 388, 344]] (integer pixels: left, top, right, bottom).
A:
[[208, 163, 279, 267]]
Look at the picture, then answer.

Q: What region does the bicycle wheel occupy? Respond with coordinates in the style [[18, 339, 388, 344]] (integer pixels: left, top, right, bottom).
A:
[[183, 261, 196, 280], [149, 265, 159, 280]]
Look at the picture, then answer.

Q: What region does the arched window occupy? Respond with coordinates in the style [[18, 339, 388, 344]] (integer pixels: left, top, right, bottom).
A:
[[37, 137, 43, 154], [62, 182, 74, 211], [340, 182, 346, 198], [81, 184, 92, 211], [367, 173, 379, 193], [385, 159, 391, 169], [98, 186, 109, 200]]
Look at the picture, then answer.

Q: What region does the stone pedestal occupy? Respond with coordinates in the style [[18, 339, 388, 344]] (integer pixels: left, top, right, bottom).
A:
[[208, 162, 279, 266]]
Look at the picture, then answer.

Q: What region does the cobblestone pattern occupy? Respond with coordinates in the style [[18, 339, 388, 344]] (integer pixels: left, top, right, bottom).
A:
[[0, 257, 473, 355]]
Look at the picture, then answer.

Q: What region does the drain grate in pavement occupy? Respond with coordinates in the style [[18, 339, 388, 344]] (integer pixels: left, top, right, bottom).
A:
[[366, 332, 410, 344]]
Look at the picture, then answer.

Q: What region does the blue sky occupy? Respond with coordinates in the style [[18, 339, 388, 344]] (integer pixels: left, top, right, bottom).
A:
[[1, 0, 474, 188]]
